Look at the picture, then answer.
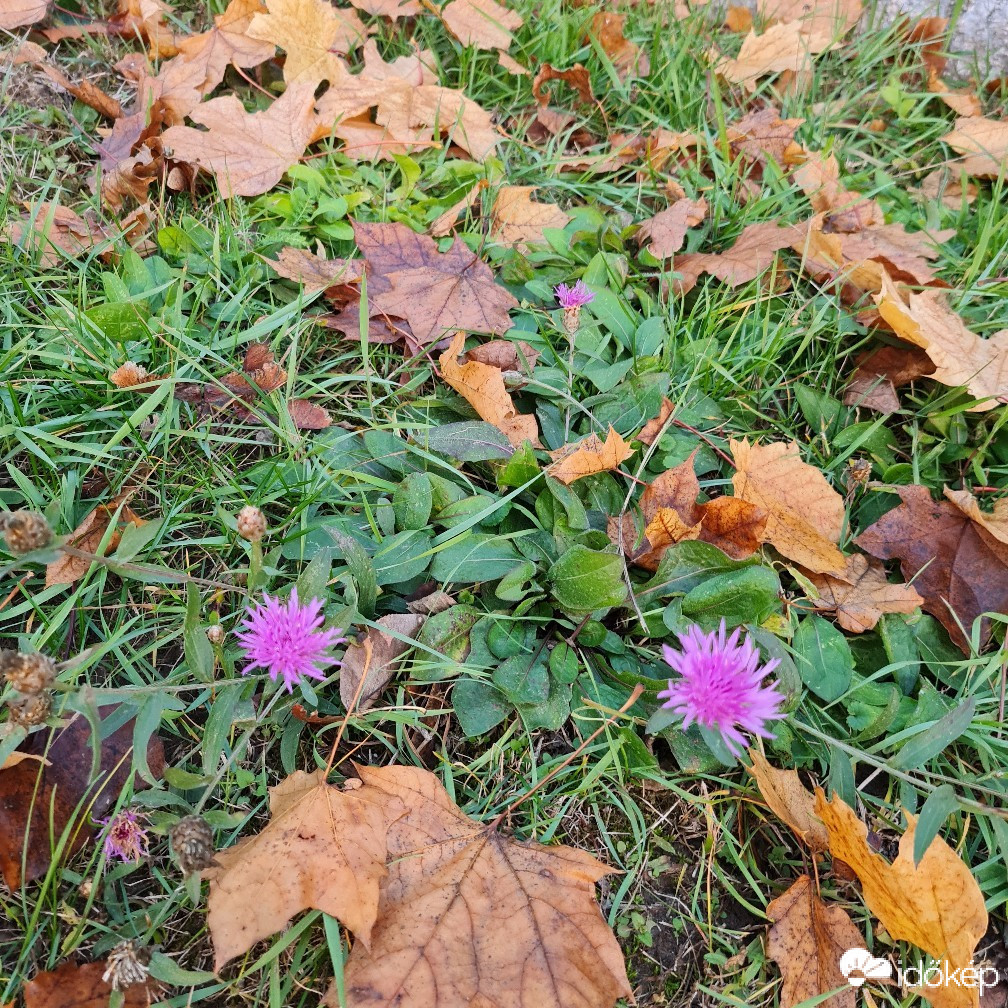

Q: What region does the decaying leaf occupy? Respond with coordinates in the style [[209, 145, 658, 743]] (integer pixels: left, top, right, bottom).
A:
[[794, 152, 884, 232], [758, 0, 861, 36], [637, 397, 674, 444], [715, 20, 833, 86], [0, 0, 48, 29], [326, 764, 633, 1008], [856, 483, 1008, 652], [464, 338, 539, 378], [339, 613, 425, 711], [727, 105, 804, 168], [748, 750, 828, 851], [0, 714, 164, 889], [547, 426, 634, 485], [345, 0, 420, 18], [531, 61, 595, 105], [943, 116, 1008, 178], [588, 12, 648, 77], [45, 491, 148, 587], [207, 770, 401, 969], [730, 438, 846, 573], [22, 961, 151, 1008], [767, 874, 863, 1008], [441, 0, 522, 52], [815, 791, 987, 986], [490, 185, 570, 249], [3, 203, 110, 267], [637, 198, 707, 259], [844, 344, 936, 413], [439, 331, 539, 447], [268, 246, 363, 292], [809, 552, 922, 632]]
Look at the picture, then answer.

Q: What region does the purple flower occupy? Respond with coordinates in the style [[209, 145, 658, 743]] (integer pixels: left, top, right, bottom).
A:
[[554, 280, 595, 309], [657, 621, 785, 757], [98, 808, 149, 862], [235, 587, 345, 692]]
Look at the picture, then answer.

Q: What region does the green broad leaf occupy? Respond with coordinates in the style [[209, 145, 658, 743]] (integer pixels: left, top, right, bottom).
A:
[[913, 784, 959, 865], [487, 620, 530, 659], [544, 475, 588, 530], [890, 695, 976, 770], [639, 541, 755, 601], [429, 534, 522, 584], [746, 626, 802, 704], [147, 951, 216, 986], [420, 422, 514, 462], [517, 679, 571, 732], [495, 560, 539, 602], [392, 473, 433, 531], [82, 301, 150, 342], [113, 518, 160, 562], [372, 529, 432, 586], [497, 440, 541, 488], [133, 692, 184, 785], [827, 746, 856, 805], [413, 605, 481, 680], [330, 532, 377, 619], [680, 566, 782, 629], [847, 683, 901, 740], [549, 545, 628, 613], [163, 766, 213, 789], [549, 642, 580, 685], [295, 549, 332, 602], [184, 582, 214, 681], [881, 613, 920, 695], [453, 678, 511, 736], [494, 652, 549, 705], [645, 706, 678, 735], [792, 615, 854, 702]]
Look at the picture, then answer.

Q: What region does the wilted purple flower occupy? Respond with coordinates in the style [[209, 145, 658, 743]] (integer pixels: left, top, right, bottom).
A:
[[98, 808, 149, 862], [657, 621, 784, 757], [235, 587, 345, 692], [554, 279, 595, 309]]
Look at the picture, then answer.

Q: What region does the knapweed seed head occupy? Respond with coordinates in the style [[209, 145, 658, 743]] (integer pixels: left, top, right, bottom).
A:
[[7, 690, 51, 727], [554, 280, 595, 336], [170, 815, 216, 875], [235, 587, 345, 692], [236, 505, 267, 543], [98, 808, 149, 862], [658, 621, 784, 757], [1, 510, 52, 554], [103, 940, 151, 991], [2, 650, 57, 695]]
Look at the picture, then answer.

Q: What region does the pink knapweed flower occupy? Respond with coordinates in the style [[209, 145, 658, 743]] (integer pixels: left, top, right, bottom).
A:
[[554, 279, 595, 309], [236, 588, 345, 692], [657, 621, 784, 757], [98, 808, 149, 862]]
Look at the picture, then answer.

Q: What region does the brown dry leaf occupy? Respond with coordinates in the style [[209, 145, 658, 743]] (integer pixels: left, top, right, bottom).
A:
[[730, 438, 846, 573], [0, 0, 47, 28], [696, 496, 768, 560], [637, 198, 707, 259], [359, 39, 438, 84], [928, 70, 982, 117], [441, 0, 522, 51], [23, 961, 151, 1008], [352, 220, 518, 346], [792, 218, 888, 303], [3, 203, 110, 267], [748, 750, 828, 850], [945, 487, 1008, 545], [174, 0, 275, 94], [45, 491, 147, 587], [943, 116, 1008, 177], [794, 152, 884, 231], [916, 169, 977, 210], [856, 484, 1008, 652], [637, 397, 674, 444], [531, 61, 595, 105], [31, 61, 123, 118], [0, 714, 164, 888], [490, 185, 571, 249], [643, 509, 702, 552], [844, 344, 935, 413], [268, 246, 363, 292], [727, 105, 804, 167], [439, 331, 539, 447], [339, 613, 425, 711], [672, 220, 806, 295], [325, 764, 632, 1008], [0, 752, 48, 770], [766, 874, 863, 1008], [162, 80, 318, 197], [716, 20, 833, 86], [875, 284, 1008, 411], [589, 12, 649, 77], [207, 770, 400, 969], [548, 426, 634, 485], [758, 0, 861, 35], [345, 0, 420, 17], [287, 399, 332, 429], [111, 0, 181, 58], [724, 5, 753, 31], [464, 338, 538, 377], [905, 15, 948, 75], [248, 0, 364, 82], [430, 179, 489, 237], [809, 553, 922, 633], [837, 222, 950, 287], [815, 791, 987, 981]]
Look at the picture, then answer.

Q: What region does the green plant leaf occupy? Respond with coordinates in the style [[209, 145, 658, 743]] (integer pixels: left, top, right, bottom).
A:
[[791, 615, 854, 702], [549, 545, 628, 613]]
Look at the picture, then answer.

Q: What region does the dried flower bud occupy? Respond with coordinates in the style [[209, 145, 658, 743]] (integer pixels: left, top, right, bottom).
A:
[[236, 505, 267, 543], [206, 624, 224, 646], [110, 362, 150, 389], [7, 690, 51, 726], [2, 510, 52, 554], [170, 815, 216, 875], [2, 651, 57, 695], [102, 940, 151, 991]]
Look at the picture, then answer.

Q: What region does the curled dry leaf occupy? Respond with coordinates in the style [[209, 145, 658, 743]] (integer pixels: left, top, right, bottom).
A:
[[0, 0, 48, 28], [809, 553, 922, 633], [31, 60, 123, 118], [943, 116, 1008, 178], [3, 203, 110, 267], [815, 791, 987, 987], [856, 483, 1008, 652], [715, 20, 833, 87], [767, 874, 863, 1008], [464, 337, 539, 377], [0, 714, 164, 888], [927, 70, 982, 118], [730, 438, 846, 574], [441, 0, 522, 52], [588, 12, 649, 77], [724, 5, 753, 32], [531, 61, 595, 105], [339, 613, 425, 712], [636, 396, 674, 444], [326, 764, 632, 1008], [439, 331, 539, 448], [22, 960, 151, 1008], [490, 185, 571, 249], [794, 152, 884, 232], [287, 399, 332, 429], [548, 426, 634, 485], [207, 770, 402, 969], [637, 197, 707, 259], [747, 750, 828, 851]]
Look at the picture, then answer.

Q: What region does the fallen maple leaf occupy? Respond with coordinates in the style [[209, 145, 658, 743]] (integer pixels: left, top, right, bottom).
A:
[[730, 438, 846, 574], [439, 331, 539, 447], [326, 764, 632, 1008], [352, 220, 518, 345], [3, 203, 110, 267], [945, 487, 1008, 545], [843, 344, 936, 413], [758, 0, 861, 35], [815, 791, 987, 994], [794, 152, 884, 232], [339, 613, 424, 711], [345, 0, 419, 17], [917, 169, 978, 210], [490, 185, 570, 249], [943, 116, 1008, 177], [637, 198, 707, 259], [531, 61, 595, 105], [23, 961, 150, 1008], [748, 750, 828, 851], [724, 5, 753, 31], [548, 426, 634, 485], [715, 20, 833, 86], [589, 12, 649, 77], [636, 397, 674, 444], [809, 552, 922, 632], [0, 714, 164, 888], [727, 105, 804, 169], [207, 770, 399, 969], [430, 179, 489, 236], [0, 0, 47, 28], [441, 0, 522, 51], [248, 0, 364, 82], [268, 246, 363, 292], [767, 874, 863, 1008], [927, 70, 982, 118], [856, 483, 1008, 652], [46, 491, 148, 587], [464, 337, 539, 378], [162, 80, 318, 197]]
